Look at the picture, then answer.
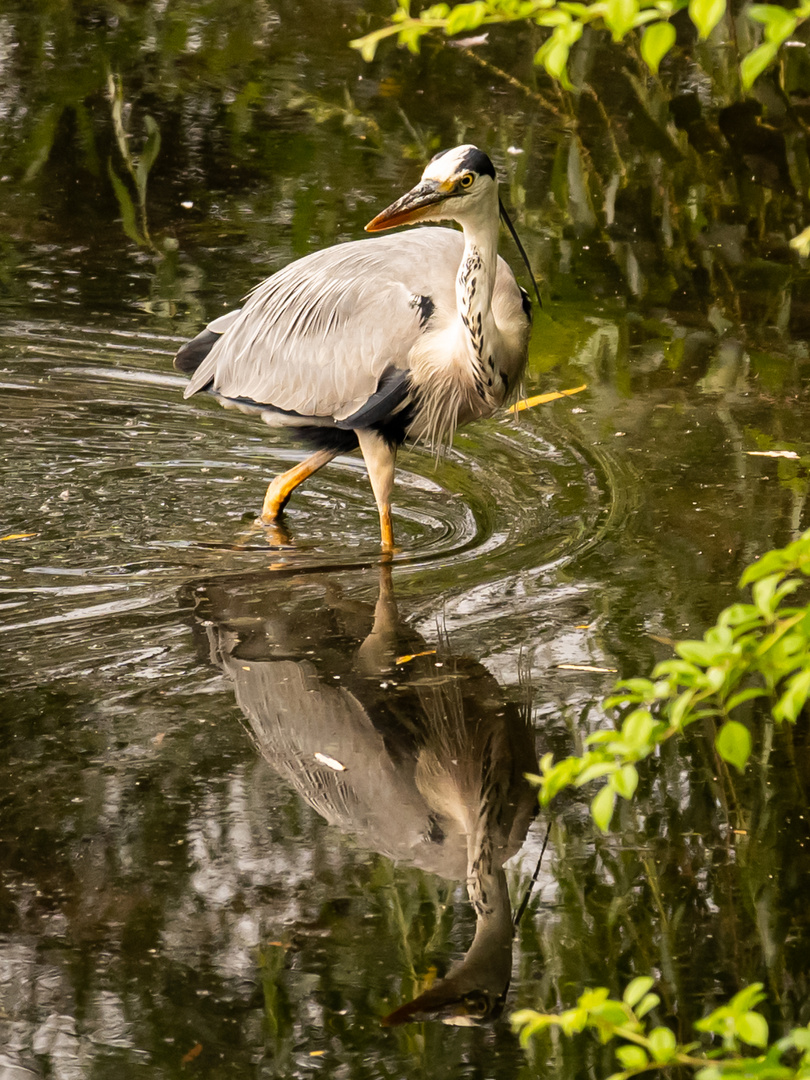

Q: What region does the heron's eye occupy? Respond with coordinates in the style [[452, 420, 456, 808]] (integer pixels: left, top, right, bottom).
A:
[[459, 173, 474, 189]]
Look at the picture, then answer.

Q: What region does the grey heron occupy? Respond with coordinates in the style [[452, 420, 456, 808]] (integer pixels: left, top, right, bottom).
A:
[[175, 145, 537, 549]]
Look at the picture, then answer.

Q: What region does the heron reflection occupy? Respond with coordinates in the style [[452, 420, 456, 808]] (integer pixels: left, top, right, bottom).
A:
[[184, 566, 538, 1025]]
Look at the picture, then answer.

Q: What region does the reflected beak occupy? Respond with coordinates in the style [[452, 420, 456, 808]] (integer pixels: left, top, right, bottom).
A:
[[365, 179, 448, 232]]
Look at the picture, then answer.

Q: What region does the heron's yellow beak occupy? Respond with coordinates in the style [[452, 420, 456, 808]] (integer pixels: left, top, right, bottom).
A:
[[365, 179, 448, 232]]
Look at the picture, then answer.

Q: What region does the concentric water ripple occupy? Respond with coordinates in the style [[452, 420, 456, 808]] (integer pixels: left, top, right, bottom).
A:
[[0, 322, 627, 665]]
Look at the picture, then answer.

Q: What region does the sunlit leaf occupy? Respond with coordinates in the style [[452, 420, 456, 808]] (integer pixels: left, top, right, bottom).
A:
[[623, 976, 655, 1008], [640, 20, 676, 72], [725, 687, 767, 711], [740, 41, 778, 90], [616, 1044, 648, 1069], [605, 0, 639, 39], [648, 1026, 677, 1062], [612, 763, 639, 799], [591, 784, 616, 832], [445, 2, 489, 35], [716, 720, 752, 772], [688, 0, 726, 38], [773, 667, 810, 723], [636, 992, 661, 1018], [737, 1010, 769, 1048]]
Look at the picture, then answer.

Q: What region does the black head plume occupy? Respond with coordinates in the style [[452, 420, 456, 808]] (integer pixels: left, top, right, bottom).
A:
[[499, 198, 542, 310]]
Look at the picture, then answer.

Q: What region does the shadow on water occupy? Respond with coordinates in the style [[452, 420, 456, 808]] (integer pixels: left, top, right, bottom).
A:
[[183, 563, 539, 1027]]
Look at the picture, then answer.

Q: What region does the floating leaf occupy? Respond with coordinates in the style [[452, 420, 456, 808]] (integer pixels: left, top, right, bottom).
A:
[[508, 384, 587, 412]]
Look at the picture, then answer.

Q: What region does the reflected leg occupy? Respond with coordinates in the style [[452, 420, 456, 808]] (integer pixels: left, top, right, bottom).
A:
[[260, 448, 338, 521]]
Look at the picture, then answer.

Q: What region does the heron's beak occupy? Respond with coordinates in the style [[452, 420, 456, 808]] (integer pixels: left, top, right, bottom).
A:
[[365, 179, 448, 232]]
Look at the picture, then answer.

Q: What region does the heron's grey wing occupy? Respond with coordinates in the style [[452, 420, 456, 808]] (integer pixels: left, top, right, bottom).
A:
[[182, 229, 463, 422]]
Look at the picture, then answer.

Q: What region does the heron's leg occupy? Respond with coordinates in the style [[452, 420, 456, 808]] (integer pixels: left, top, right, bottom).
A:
[[356, 429, 397, 551], [260, 448, 338, 522]]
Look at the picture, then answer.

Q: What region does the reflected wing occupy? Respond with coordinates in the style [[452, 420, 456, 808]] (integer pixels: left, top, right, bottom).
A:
[[183, 229, 464, 422]]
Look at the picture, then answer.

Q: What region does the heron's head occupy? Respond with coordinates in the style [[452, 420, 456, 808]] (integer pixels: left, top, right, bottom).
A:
[[365, 144, 497, 232]]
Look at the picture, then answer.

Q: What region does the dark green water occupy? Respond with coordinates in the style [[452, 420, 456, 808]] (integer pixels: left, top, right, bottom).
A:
[[1, 3, 810, 1078]]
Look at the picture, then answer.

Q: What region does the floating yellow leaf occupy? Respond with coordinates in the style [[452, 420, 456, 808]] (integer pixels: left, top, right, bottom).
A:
[[0, 532, 38, 542], [508, 384, 587, 412], [395, 649, 437, 664]]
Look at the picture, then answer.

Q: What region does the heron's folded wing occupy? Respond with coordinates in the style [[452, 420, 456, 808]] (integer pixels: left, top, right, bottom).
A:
[[183, 230, 463, 422]]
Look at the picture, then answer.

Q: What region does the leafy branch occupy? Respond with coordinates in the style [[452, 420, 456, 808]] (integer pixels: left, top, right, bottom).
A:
[[351, 0, 810, 92], [533, 529, 810, 832], [513, 980, 810, 1079]]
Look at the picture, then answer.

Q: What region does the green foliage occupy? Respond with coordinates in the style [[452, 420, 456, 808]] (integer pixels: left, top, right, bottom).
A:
[[351, 0, 810, 92], [532, 530, 810, 832], [513, 981, 810, 1078]]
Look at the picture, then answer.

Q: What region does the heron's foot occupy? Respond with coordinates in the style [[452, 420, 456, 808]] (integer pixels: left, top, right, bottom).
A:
[[235, 515, 294, 549]]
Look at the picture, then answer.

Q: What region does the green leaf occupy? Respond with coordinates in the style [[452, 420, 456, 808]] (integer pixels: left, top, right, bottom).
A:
[[688, 0, 726, 37], [622, 708, 655, 751], [616, 1044, 649, 1069], [636, 992, 661, 1018], [715, 720, 752, 772], [648, 1026, 677, 1062], [773, 667, 810, 723], [748, 4, 798, 42], [624, 977, 655, 1008], [728, 984, 766, 1013], [445, 1, 489, 34], [578, 987, 611, 1009], [725, 687, 767, 711], [604, 0, 639, 39], [640, 20, 676, 72], [576, 761, 618, 786], [591, 784, 617, 833], [612, 763, 639, 800], [737, 1010, 769, 1048]]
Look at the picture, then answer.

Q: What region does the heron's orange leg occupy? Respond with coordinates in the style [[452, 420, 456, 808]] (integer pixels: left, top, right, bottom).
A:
[[356, 429, 398, 552], [260, 449, 338, 521]]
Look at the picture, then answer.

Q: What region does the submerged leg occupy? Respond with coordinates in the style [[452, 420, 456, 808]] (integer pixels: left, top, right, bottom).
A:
[[260, 448, 338, 522], [356, 429, 397, 551]]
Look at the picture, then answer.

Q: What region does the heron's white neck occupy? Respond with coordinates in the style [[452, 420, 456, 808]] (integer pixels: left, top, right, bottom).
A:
[[456, 207, 502, 392]]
